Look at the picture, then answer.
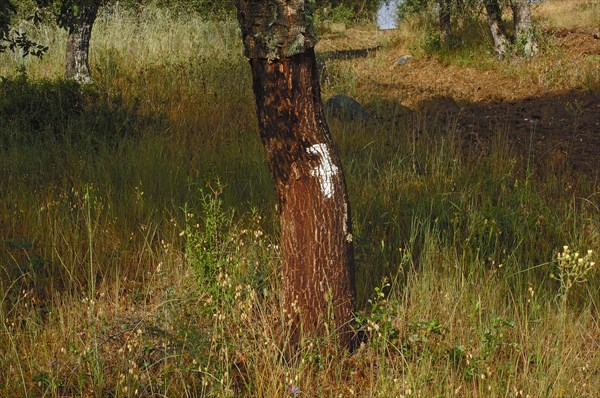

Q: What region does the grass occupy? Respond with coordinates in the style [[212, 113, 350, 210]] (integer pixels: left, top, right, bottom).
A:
[[537, 0, 600, 29], [383, 0, 600, 92], [1, 3, 599, 397]]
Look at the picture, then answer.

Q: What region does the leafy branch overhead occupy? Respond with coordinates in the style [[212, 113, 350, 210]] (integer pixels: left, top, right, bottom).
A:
[[36, 0, 106, 32], [0, 0, 107, 58], [0, 0, 48, 57]]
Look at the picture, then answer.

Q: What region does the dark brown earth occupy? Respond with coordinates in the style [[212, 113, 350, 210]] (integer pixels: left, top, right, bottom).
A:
[[318, 26, 600, 177]]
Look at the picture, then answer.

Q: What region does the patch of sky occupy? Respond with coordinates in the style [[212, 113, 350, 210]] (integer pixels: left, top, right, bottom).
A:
[[377, 0, 404, 30]]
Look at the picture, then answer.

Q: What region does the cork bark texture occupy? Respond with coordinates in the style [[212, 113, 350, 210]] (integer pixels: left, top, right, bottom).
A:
[[249, 49, 355, 347], [65, 2, 99, 83], [236, 0, 317, 61], [513, 0, 538, 57], [484, 0, 509, 57]]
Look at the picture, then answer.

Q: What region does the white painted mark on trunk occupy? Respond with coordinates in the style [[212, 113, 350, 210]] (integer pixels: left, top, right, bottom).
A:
[[306, 143, 338, 199]]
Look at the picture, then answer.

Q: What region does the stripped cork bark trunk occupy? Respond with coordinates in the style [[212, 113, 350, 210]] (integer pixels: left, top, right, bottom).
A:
[[236, 0, 356, 349]]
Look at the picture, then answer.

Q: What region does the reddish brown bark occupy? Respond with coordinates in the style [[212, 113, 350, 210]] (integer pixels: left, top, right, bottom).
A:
[[248, 48, 356, 348]]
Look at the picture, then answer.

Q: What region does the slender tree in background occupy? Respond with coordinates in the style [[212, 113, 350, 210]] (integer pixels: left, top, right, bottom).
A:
[[511, 0, 537, 57], [34, 0, 102, 82], [483, 0, 509, 57], [57, 0, 101, 83], [438, 0, 452, 45], [398, 0, 539, 58], [236, 0, 356, 349]]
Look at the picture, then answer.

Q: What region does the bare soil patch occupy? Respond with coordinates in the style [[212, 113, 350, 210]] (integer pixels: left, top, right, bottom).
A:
[[318, 27, 600, 176]]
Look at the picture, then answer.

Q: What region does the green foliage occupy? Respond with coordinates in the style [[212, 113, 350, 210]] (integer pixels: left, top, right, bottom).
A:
[[397, 0, 484, 21], [106, 0, 241, 17], [184, 182, 235, 291], [356, 278, 445, 355], [316, 0, 381, 22], [35, 0, 106, 32], [125, 0, 383, 21], [0, 0, 47, 57], [355, 278, 396, 347], [0, 0, 16, 39], [481, 317, 516, 357], [397, 0, 432, 21], [141, 0, 236, 16], [184, 181, 273, 305], [449, 316, 517, 382], [186, 0, 236, 15]]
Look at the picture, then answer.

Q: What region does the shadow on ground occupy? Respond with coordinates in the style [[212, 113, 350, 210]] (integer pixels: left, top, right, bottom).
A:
[[365, 89, 600, 177], [0, 74, 162, 150]]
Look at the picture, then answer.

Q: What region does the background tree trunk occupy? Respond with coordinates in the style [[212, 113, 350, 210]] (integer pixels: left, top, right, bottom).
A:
[[237, 0, 356, 349], [512, 0, 538, 57], [438, 0, 453, 45], [65, 2, 99, 83], [484, 0, 509, 57]]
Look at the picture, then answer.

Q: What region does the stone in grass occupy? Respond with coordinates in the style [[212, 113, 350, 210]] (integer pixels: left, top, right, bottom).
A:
[[325, 94, 370, 122], [395, 54, 414, 66]]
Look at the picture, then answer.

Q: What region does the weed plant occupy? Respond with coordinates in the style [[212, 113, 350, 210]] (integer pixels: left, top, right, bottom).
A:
[[0, 3, 598, 397]]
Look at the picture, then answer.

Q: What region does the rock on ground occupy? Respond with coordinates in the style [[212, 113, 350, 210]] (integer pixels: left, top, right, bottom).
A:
[[325, 94, 370, 121]]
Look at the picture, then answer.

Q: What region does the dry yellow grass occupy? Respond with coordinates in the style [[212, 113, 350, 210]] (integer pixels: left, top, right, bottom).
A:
[[537, 0, 600, 29]]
